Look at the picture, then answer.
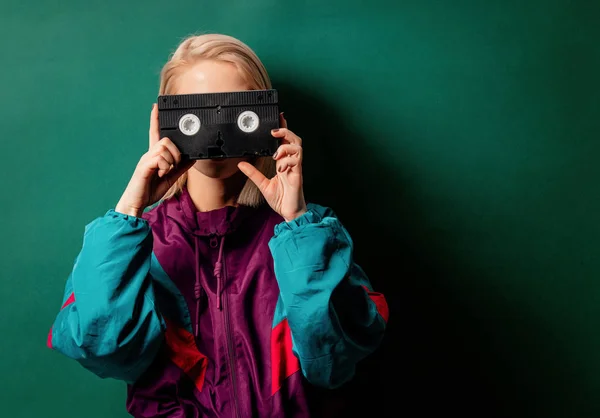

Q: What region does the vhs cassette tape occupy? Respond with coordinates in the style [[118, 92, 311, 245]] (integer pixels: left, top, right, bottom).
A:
[[157, 89, 280, 160]]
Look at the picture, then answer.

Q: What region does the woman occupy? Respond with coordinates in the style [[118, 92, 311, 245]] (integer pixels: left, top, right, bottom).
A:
[[47, 33, 389, 417]]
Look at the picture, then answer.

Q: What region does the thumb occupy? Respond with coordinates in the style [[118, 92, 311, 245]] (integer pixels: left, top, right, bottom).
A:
[[165, 160, 195, 182], [238, 161, 269, 193], [156, 160, 195, 196]]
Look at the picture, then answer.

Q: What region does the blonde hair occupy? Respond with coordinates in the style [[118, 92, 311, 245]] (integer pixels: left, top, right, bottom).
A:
[[158, 33, 276, 207]]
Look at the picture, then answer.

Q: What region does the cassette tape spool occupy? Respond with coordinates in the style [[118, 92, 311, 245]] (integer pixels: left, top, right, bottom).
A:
[[157, 89, 280, 160]]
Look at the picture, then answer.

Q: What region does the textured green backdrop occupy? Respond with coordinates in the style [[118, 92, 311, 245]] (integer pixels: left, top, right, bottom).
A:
[[1, 0, 599, 417]]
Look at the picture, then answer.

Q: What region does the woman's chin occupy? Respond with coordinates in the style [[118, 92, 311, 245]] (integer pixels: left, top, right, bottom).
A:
[[192, 159, 243, 179]]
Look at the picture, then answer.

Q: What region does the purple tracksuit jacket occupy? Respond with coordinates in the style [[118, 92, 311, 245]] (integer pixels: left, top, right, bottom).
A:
[[47, 188, 389, 417]]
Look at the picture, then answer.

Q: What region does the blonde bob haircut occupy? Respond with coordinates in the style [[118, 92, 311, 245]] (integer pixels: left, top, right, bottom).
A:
[[158, 33, 276, 207]]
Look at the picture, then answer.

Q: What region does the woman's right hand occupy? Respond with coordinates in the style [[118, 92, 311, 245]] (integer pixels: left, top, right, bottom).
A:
[[115, 103, 194, 218]]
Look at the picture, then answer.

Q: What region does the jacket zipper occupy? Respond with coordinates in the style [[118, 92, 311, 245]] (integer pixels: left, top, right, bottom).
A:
[[222, 252, 241, 418]]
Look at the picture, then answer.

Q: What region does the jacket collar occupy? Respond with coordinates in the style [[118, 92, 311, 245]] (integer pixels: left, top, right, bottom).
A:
[[165, 187, 256, 237]]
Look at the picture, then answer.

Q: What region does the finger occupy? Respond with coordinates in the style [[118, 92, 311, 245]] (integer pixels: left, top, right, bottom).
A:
[[276, 155, 301, 173], [238, 161, 270, 193], [279, 112, 288, 129], [163, 159, 195, 185], [271, 128, 302, 146], [154, 160, 194, 198], [155, 155, 172, 178], [153, 147, 175, 166], [151, 137, 181, 165], [149, 103, 160, 148], [157, 137, 182, 164], [273, 144, 302, 161]]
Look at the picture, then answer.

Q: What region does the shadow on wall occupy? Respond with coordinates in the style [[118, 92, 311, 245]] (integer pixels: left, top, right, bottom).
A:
[[272, 79, 579, 418]]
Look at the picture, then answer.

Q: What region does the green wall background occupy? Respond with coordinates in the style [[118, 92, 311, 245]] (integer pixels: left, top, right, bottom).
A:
[[1, 0, 599, 417]]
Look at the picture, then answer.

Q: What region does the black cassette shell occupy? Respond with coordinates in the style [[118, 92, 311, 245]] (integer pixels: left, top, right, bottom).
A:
[[157, 89, 280, 160]]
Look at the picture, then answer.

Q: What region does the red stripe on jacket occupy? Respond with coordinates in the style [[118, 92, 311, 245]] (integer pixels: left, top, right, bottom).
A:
[[271, 318, 301, 394], [164, 320, 208, 392], [47, 292, 76, 349], [362, 286, 389, 323]]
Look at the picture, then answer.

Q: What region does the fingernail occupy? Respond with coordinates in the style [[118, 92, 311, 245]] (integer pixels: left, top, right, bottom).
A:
[[273, 151, 278, 159], [282, 112, 285, 118], [272, 129, 280, 133]]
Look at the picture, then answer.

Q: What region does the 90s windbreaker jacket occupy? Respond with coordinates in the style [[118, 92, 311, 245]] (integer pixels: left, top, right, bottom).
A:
[[47, 188, 389, 417]]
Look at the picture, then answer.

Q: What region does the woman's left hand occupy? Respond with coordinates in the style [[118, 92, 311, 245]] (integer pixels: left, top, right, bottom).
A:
[[238, 113, 308, 222]]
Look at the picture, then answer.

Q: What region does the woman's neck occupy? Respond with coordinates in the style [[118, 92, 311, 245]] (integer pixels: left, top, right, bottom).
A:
[[186, 169, 246, 212]]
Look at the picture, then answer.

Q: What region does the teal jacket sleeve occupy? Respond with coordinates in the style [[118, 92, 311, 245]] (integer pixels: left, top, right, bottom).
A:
[[47, 210, 165, 384], [268, 204, 389, 389]]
